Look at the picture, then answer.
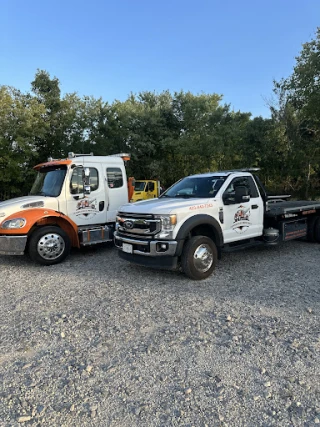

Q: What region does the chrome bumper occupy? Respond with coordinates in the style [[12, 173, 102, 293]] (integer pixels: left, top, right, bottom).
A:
[[114, 231, 177, 256], [0, 235, 28, 255]]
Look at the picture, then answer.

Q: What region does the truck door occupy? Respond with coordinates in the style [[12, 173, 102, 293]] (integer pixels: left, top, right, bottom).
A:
[[146, 181, 157, 199], [222, 176, 264, 243], [105, 166, 128, 222], [66, 164, 107, 226]]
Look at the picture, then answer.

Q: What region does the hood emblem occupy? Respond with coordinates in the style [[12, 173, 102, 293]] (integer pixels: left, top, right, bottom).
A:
[[123, 220, 134, 230]]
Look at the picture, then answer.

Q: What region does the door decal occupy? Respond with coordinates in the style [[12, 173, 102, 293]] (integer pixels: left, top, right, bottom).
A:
[[75, 198, 98, 220], [232, 205, 251, 234]]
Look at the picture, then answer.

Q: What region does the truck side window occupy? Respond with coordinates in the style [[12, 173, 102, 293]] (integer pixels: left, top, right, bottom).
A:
[[147, 182, 155, 192], [224, 177, 249, 204], [247, 177, 259, 198], [107, 167, 123, 188], [225, 177, 259, 199], [70, 167, 99, 194]]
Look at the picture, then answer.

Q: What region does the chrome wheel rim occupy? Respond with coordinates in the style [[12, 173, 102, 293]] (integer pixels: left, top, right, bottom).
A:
[[193, 244, 213, 273], [37, 233, 65, 260]]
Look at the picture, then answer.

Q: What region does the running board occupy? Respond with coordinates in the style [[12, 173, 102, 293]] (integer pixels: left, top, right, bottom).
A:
[[79, 225, 114, 246], [223, 238, 264, 253]]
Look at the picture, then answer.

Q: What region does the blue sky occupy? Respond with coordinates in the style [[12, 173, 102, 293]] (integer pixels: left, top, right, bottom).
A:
[[1, 0, 319, 117]]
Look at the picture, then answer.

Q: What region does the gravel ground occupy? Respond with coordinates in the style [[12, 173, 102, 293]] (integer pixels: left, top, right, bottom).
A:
[[0, 240, 320, 427]]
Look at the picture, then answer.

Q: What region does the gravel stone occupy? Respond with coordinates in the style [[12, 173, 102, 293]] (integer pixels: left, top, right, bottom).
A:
[[0, 240, 320, 426], [17, 416, 32, 423]]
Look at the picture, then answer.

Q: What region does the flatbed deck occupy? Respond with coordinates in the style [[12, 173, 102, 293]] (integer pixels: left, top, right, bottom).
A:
[[266, 200, 320, 217]]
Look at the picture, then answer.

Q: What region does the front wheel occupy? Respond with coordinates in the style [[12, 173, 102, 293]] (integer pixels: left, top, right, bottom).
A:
[[28, 226, 71, 265], [181, 236, 218, 280]]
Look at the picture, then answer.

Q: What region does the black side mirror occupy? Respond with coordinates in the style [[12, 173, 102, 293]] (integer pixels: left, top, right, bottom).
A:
[[223, 192, 235, 205], [235, 186, 250, 203]]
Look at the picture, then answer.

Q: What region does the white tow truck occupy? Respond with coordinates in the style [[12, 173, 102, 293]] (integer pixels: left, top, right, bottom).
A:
[[114, 169, 320, 280], [0, 152, 132, 265]]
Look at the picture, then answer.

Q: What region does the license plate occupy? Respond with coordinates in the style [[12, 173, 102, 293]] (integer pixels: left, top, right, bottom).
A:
[[122, 243, 133, 253]]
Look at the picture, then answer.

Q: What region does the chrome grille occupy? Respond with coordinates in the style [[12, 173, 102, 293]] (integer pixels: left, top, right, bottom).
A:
[[117, 213, 160, 236]]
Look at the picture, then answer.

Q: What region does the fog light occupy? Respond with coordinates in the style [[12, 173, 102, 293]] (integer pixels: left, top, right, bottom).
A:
[[156, 242, 168, 252]]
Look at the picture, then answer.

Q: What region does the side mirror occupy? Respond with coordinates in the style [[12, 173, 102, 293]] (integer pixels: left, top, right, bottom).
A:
[[82, 168, 91, 195], [235, 186, 250, 203], [222, 193, 236, 205], [223, 186, 250, 205]]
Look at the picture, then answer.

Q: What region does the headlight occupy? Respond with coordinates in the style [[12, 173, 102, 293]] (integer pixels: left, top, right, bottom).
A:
[[1, 218, 26, 229], [155, 214, 177, 239], [115, 217, 120, 230]]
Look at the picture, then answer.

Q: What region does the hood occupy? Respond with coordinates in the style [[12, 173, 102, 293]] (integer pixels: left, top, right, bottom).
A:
[[0, 196, 59, 222], [119, 197, 214, 215]]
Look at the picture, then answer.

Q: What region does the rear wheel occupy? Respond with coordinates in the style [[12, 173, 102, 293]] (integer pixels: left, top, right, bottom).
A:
[[307, 216, 320, 242], [315, 217, 320, 243], [181, 236, 218, 280], [28, 226, 71, 265]]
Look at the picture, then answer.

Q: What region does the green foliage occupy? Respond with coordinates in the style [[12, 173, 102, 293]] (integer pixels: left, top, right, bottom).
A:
[[0, 86, 47, 199], [273, 28, 320, 198]]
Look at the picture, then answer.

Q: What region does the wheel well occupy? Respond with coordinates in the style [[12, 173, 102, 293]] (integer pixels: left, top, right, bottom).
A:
[[190, 224, 216, 241], [27, 217, 79, 248], [185, 225, 222, 259]]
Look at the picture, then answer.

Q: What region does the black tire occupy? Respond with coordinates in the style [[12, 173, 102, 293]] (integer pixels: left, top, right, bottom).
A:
[[315, 217, 320, 243], [306, 216, 319, 242], [181, 236, 218, 280], [28, 226, 71, 265]]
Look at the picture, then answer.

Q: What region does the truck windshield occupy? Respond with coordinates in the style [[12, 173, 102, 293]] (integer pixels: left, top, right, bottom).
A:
[[161, 176, 226, 198], [134, 181, 146, 191], [29, 166, 67, 197]]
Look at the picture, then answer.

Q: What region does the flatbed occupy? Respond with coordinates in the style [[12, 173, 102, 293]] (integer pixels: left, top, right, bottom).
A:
[[266, 201, 320, 217]]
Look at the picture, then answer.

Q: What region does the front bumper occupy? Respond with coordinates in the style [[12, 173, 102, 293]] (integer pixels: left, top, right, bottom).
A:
[[0, 235, 28, 255], [114, 231, 180, 270], [114, 231, 177, 257]]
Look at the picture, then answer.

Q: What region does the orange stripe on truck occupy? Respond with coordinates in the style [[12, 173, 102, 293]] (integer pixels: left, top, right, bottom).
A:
[[0, 209, 80, 248]]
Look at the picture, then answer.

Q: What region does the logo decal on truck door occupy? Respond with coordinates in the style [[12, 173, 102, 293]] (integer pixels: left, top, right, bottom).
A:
[[75, 198, 98, 219], [232, 205, 251, 233]]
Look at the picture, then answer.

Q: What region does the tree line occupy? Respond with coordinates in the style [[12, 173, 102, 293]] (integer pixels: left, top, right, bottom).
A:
[[1, 28, 320, 201]]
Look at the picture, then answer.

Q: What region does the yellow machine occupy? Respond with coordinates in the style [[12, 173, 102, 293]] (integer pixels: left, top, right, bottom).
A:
[[130, 180, 161, 202]]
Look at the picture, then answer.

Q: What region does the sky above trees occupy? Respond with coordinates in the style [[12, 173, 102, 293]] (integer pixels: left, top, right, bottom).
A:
[[1, 0, 320, 117]]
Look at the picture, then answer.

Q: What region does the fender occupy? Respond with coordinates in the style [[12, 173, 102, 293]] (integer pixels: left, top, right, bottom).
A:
[[0, 209, 80, 248], [175, 214, 223, 256]]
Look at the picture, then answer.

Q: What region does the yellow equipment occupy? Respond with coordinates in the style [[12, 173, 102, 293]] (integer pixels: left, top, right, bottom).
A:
[[130, 180, 161, 202]]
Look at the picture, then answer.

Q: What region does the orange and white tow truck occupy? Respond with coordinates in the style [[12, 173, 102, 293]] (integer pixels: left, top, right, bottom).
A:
[[0, 152, 133, 265]]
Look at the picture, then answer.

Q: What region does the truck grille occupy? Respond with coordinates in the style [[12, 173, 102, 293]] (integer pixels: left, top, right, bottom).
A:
[[117, 212, 161, 236]]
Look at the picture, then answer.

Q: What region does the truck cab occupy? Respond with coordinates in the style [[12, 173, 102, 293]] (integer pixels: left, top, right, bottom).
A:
[[0, 152, 130, 265], [115, 169, 320, 280], [130, 179, 161, 202]]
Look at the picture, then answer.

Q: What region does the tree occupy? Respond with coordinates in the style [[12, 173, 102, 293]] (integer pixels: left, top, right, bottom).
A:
[[0, 86, 47, 199], [273, 28, 320, 197]]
